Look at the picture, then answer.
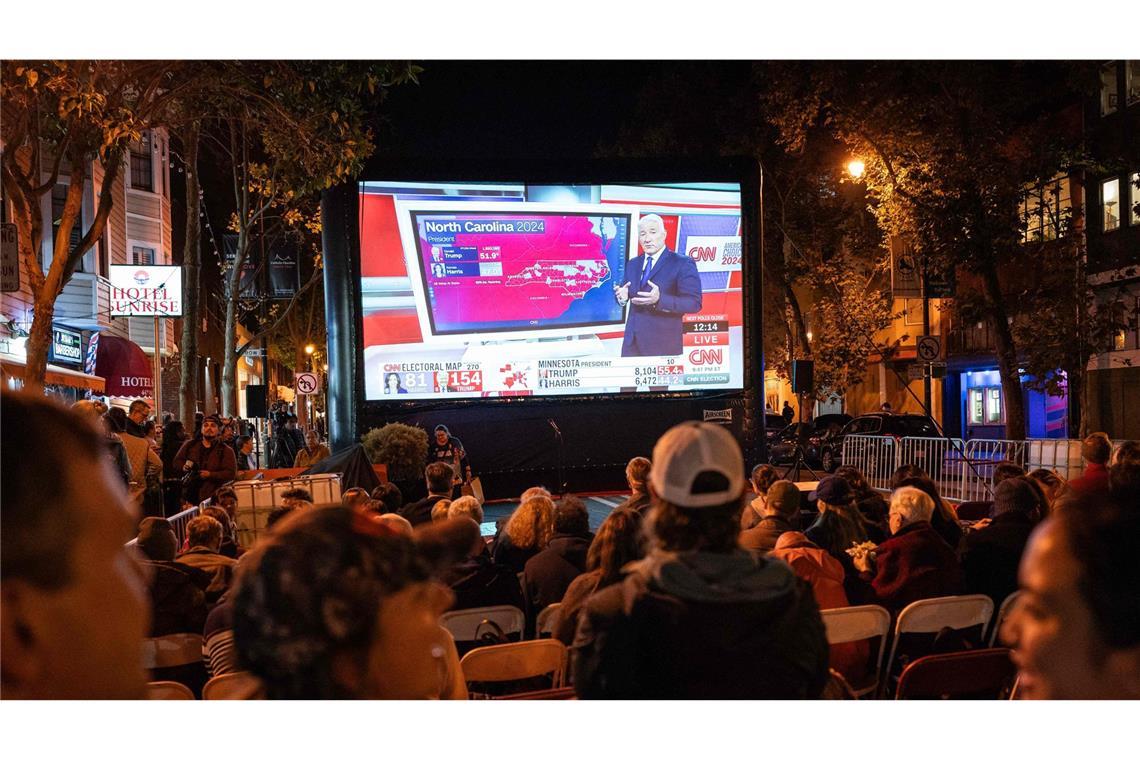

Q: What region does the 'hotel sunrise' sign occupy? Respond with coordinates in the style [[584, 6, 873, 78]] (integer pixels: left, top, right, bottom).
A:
[[108, 265, 184, 317]]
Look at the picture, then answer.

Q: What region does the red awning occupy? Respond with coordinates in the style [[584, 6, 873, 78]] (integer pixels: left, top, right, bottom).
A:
[[94, 335, 153, 397]]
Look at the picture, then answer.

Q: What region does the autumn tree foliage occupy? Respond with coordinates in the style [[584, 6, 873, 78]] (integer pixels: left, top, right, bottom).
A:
[[764, 61, 1112, 438], [1, 61, 200, 392]]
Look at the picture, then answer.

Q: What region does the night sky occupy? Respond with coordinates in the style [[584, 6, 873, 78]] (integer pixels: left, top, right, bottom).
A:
[[374, 60, 742, 160]]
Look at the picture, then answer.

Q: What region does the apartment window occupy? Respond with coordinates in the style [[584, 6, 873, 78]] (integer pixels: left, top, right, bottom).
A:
[[1103, 178, 1121, 232], [131, 245, 155, 265], [1109, 298, 1139, 352], [1021, 176, 1072, 242], [129, 132, 153, 192], [1131, 172, 1140, 227], [1127, 61, 1140, 106], [1100, 63, 1119, 116]]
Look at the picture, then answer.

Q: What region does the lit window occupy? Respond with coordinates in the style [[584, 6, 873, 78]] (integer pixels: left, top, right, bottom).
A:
[[1101, 63, 1119, 116], [969, 388, 985, 425], [986, 387, 1003, 424], [1131, 172, 1140, 227], [1127, 61, 1140, 106], [1021, 176, 1072, 242], [1103, 178, 1121, 232]]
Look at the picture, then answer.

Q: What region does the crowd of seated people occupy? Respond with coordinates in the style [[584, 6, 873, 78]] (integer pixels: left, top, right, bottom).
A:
[[3, 388, 1138, 701]]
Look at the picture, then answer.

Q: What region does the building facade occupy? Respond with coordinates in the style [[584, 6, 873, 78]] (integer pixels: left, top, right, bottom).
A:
[[1, 129, 178, 412], [1084, 60, 1140, 439]]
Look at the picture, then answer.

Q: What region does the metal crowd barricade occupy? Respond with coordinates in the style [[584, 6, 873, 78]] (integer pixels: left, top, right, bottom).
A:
[[125, 503, 200, 549], [1024, 439, 1084, 482], [897, 436, 968, 502], [958, 439, 1027, 502], [841, 434, 900, 493], [842, 433, 1131, 503], [167, 504, 202, 547]]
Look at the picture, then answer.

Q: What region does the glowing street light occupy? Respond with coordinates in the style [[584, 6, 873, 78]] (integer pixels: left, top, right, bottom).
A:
[[846, 159, 866, 179], [304, 343, 316, 355]]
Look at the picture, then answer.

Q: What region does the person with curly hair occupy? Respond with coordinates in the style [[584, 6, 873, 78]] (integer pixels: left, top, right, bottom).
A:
[[491, 494, 556, 573], [232, 506, 477, 699]]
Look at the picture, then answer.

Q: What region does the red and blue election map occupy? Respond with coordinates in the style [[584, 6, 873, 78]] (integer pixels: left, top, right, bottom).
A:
[[413, 211, 631, 334]]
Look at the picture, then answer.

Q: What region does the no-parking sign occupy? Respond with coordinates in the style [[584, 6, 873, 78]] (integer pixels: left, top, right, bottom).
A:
[[295, 372, 320, 395]]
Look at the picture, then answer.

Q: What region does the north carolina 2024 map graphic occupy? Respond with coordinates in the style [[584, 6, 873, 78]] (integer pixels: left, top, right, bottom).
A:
[[415, 212, 630, 334]]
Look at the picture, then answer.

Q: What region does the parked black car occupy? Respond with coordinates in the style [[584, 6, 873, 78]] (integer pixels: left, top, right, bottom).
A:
[[819, 413, 938, 473], [768, 414, 853, 467], [763, 413, 787, 444]]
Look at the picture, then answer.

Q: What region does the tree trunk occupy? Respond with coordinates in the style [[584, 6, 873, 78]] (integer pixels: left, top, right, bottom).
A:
[[221, 292, 239, 417], [23, 296, 56, 395], [1067, 362, 1084, 440], [979, 260, 1027, 440], [178, 123, 201, 427]]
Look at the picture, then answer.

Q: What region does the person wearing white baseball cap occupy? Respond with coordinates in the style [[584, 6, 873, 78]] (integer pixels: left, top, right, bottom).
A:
[[570, 422, 830, 698]]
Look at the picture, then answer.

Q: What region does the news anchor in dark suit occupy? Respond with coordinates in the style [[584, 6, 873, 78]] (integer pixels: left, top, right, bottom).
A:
[[614, 214, 703, 356]]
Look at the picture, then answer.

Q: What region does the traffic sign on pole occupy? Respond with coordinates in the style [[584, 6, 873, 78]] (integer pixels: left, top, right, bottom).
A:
[[295, 372, 319, 395], [916, 335, 942, 363]]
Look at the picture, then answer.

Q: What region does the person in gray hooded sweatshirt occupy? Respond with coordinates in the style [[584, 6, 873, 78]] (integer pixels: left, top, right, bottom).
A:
[[570, 422, 830, 699]]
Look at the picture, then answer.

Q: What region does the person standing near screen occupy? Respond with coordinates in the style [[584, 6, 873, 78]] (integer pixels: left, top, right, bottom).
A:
[[614, 214, 702, 357], [428, 424, 471, 487]]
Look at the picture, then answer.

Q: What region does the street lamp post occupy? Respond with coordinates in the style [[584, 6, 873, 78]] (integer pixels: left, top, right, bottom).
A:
[[304, 343, 316, 430], [847, 156, 934, 416]]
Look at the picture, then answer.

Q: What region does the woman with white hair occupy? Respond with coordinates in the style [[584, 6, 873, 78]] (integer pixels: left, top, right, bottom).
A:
[[852, 486, 961, 614]]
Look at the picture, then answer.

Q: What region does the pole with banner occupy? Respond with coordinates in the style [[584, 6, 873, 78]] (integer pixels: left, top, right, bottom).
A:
[[154, 318, 162, 419]]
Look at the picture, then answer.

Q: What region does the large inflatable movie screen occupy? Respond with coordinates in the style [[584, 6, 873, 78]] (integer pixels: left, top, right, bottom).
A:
[[359, 180, 743, 400]]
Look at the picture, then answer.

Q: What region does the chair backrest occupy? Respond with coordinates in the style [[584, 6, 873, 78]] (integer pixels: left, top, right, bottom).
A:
[[146, 680, 195, 700], [535, 603, 562, 638], [820, 605, 891, 698], [204, 629, 239, 678], [459, 640, 568, 688], [202, 671, 264, 700], [440, 605, 525, 642], [494, 686, 577, 700], [895, 647, 1017, 699], [142, 633, 205, 670], [884, 594, 995, 696], [989, 590, 1023, 646], [894, 594, 995, 636]]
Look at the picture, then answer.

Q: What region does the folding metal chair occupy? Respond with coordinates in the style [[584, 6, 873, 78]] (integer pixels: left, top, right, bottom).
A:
[[141, 632, 204, 670], [895, 647, 1017, 699], [535, 603, 562, 639], [459, 640, 569, 693], [440, 605, 525, 651], [989, 590, 1023, 646], [883, 594, 995, 698], [820, 605, 891, 698], [146, 680, 195, 700], [202, 671, 264, 700]]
